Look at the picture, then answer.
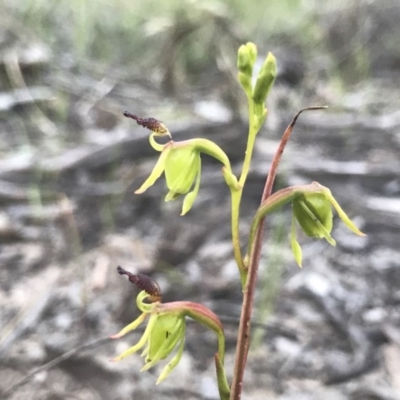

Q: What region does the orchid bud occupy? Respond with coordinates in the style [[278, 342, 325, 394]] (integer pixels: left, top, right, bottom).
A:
[[237, 42, 257, 76], [252, 52, 277, 106]]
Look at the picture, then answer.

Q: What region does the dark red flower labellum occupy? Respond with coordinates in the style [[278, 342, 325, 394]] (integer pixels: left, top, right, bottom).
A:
[[117, 266, 162, 302]]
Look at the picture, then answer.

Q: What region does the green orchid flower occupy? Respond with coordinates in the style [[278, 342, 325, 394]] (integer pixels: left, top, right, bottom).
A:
[[110, 290, 187, 384], [110, 267, 229, 394], [248, 182, 366, 268], [124, 111, 239, 216]]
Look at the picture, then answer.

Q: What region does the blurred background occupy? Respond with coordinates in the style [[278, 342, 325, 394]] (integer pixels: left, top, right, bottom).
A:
[[1, 0, 400, 399]]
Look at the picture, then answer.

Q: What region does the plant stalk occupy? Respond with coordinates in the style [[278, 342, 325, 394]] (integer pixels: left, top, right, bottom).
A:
[[230, 107, 327, 399]]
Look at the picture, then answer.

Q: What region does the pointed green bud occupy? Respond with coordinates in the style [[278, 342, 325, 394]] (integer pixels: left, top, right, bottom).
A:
[[237, 42, 257, 76], [237, 43, 257, 96], [252, 52, 277, 106], [246, 42, 257, 67]]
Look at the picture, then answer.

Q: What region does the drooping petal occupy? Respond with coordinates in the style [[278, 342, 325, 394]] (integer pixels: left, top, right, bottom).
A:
[[111, 314, 157, 361], [110, 312, 148, 339], [324, 188, 366, 237], [135, 148, 170, 194], [141, 318, 185, 371], [156, 327, 186, 384], [146, 313, 182, 363], [290, 211, 303, 268], [181, 156, 201, 216]]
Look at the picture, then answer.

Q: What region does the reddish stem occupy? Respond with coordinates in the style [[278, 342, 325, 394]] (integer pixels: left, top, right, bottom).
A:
[[230, 106, 327, 400]]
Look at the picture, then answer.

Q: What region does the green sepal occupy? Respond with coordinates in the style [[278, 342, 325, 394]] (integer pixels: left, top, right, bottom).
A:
[[323, 188, 366, 237], [181, 156, 201, 215], [111, 313, 157, 361], [143, 314, 185, 370], [290, 211, 303, 268], [191, 138, 231, 170], [156, 332, 186, 384], [110, 312, 148, 339], [135, 148, 170, 194]]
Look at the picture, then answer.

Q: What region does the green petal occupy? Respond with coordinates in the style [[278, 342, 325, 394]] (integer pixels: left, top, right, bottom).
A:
[[110, 312, 148, 339], [324, 189, 366, 237], [142, 319, 185, 371], [290, 211, 303, 268], [164, 147, 198, 195], [156, 327, 186, 384], [148, 313, 182, 360], [299, 199, 336, 246], [181, 156, 201, 215], [111, 314, 157, 361], [135, 149, 169, 194]]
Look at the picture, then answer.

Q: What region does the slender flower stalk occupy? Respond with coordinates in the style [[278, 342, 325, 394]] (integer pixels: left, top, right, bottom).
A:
[[230, 108, 330, 400], [231, 46, 277, 286]]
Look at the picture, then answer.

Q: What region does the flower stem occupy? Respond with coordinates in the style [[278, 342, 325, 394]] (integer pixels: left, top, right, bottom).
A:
[[230, 97, 260, 286], [230, 106, 327, 399]]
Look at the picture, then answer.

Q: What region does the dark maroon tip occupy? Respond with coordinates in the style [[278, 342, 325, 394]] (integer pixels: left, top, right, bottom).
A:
[[117, 265, 127, 275], [122, 110, 168, 135], [116, 266, 162, 302]]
